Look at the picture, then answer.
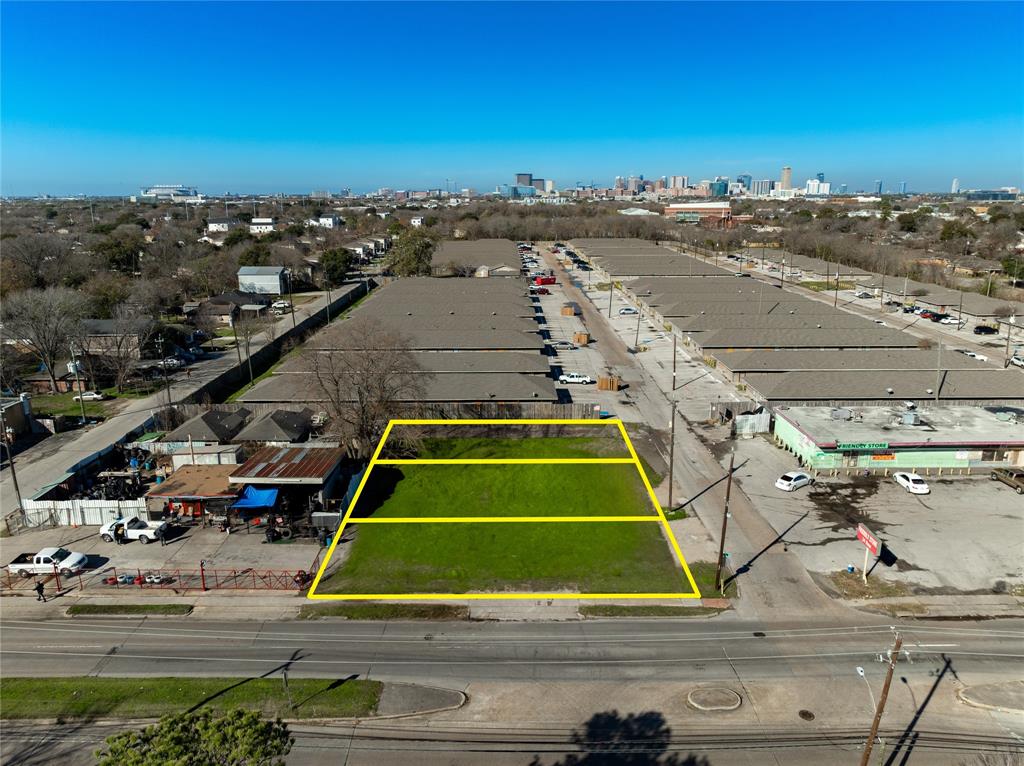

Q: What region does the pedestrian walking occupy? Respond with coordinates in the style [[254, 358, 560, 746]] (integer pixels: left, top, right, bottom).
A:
[[186, 368, 192, 380], [34, 581, 46, 603], [157, 526, 167, 546]]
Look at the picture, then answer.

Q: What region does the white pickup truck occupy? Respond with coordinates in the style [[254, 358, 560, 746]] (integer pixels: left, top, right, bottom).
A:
[[8, 547, 89, 578], [99, 516, 168, 545]]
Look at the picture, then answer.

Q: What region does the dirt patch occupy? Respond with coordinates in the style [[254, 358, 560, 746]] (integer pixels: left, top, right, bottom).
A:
[[820, 570, 913, 599], [806, 478, 890, 534]]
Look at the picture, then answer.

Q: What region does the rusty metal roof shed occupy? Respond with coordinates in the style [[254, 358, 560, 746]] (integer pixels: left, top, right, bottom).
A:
[[229, 446, 345, 485]]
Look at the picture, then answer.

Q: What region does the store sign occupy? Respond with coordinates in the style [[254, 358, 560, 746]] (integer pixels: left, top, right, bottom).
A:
[[837, 442, 889, 451], [871, 454, 896, 461], [856, 524, 880, 555]]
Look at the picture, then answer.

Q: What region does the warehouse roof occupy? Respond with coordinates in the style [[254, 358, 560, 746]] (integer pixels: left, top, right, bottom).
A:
[[671, 313, 880, 332], [776, 406, 1024, 449], [689, 327, 917, 350], [712, 349, 993, 373], [744, 369, 1024, 402], [587, 255, 732, 277], [278, 350, 551, 375], [431, 239, 519, 268], [736, 248, 872, 277], [238, 372, 559, 404], [229, 446, 345, 485], [146, 465, 237, 499], [857, 275, 1021, 318], [237, 266, 285, 276]]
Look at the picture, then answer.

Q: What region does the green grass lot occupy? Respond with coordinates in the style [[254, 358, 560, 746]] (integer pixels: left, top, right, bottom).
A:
[[319, 520, 689, 595], [28, 392, 108, 419], [350, 463, 655, 519], [412, 436, 631, 459], [298, 603, 469, 620], [66, 604, 192, 617], [0, 677, 381, 720]]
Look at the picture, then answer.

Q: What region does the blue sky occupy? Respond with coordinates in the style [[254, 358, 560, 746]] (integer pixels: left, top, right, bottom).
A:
[[2, 1, 1021, 196]]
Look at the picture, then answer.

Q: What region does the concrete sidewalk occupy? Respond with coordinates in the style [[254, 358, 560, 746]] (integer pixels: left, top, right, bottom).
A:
[[958, 680, 1024, 714], [845, 593, 1024, 619]]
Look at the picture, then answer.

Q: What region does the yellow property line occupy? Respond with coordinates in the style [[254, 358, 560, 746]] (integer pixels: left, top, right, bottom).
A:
[[374, 458, 636, 465], [307, 417, 703, 600], [349, 515, 661, 524]]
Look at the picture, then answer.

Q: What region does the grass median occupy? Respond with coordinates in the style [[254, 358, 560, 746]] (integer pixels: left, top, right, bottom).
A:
[[0, 678, 382, 720], [298, 603, 469, 620], [66, 604, 193, 617]]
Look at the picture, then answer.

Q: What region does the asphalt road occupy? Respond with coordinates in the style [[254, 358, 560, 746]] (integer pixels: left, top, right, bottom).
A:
[[2, 617, 1022, 764]]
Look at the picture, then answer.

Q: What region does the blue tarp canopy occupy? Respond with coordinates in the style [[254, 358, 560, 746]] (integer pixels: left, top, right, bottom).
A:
[[230, 486, 278, 509]]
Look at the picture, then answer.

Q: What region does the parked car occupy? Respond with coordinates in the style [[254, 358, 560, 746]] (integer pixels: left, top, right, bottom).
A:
[[990, 468, 1024, 495], [939, 317, 960, 325], [7, 547, 88, 578], [1009, 356, 1024, 369], [962, 351, 988, 361], [534, 276, 557, 286], [558, 372, 593, 384], [157, 357, 185, 369], [99, 516, 168, 545], [774, 471, 814, 492], [618, 307, 638, 316], [73, 390, 107, 402], [973, 325, 998, 335], [893, 472, 930, 495], [855, 291, 874, 299], [530, 287, 551, 295], [550, 340, 577, 351], [271, 300, 291, 310]]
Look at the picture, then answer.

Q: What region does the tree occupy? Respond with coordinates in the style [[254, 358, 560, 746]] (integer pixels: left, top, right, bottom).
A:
[[321, 248, 354, 286], [307, 318, 429, 457], [386, 221, 406, 237], [234, 313, 277, 387], [879, 197, 893, 222], [0, 287, 88, 392], [223, 227, 251, 247], [87, 303, 160, 393], [940, 219, 975, 242], [384, 229, 436, 276], [896, 212, 919, 232], [96, 709, 292, 766], [239, 242, 272, 267]]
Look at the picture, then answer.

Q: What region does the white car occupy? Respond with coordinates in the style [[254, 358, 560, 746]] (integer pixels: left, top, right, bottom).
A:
[[157, 357, 185, 369], [73, 390, 107, 402], [1009, 356, 1024, 369], [774, 471, 814, 492], [962, 351, 988, 361], [894, 472, 930, 495], [618, 307, 638, 316], [939, 317, 960, 325], [271, 300, 291, 310], [558, 372, 593, 384]]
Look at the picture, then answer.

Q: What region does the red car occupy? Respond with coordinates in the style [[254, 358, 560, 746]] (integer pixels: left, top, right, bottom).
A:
[[531, 287, 550, 295]]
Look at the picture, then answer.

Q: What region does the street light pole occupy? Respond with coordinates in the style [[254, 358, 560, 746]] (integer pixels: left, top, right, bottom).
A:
[[860, 633, 903, 766], [714, 449, 736, 593]]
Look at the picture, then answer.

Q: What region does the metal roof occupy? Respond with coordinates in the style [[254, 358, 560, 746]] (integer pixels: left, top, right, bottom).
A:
[[229, 446, 345, 485], [744, 369, 1024, 402], [712, 349, 994, 373], [146, 465, 238, 499]]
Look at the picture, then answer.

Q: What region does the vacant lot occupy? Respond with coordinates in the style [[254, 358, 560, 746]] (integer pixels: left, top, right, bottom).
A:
[[316, 432, 694, 597], [350, 463, 656, 519]]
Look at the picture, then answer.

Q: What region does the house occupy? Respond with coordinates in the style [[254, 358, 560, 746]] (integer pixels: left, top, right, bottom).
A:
[[79, 319, 151, 359], [308, 214, 343, 229], [162, 408, 252, 444], [410, 215, 425, 228], [23, 359, 96, 394], [196, 301, 239, 327], [238, 266, 286, 295], [343, 241, 373, 262], [233, 408, 313, 445], [206, 217, 242, 234], [249, 217, 276, 236], [1, 395, 35, 441]]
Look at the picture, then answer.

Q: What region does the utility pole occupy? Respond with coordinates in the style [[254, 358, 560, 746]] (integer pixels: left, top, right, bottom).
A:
[[667, 408, 677, 510], [0, 407, 24, 518], [834, 260, 841, 307], [860, 632, 903, 766], [634, 309, 642, 349], [671, 336, 677, 391], [607, 280, 613, 317], [714, 449, 736, 593], [935, 343, 942, 403], [155, 336, 172, 411], [69, 345, 88, 425]]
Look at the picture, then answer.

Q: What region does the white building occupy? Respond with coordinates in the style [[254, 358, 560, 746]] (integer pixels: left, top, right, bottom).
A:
[[669, 175, 688, 189], [544, 179, 556, 193], [249, 217, 276, 235], [237, 266, 286, 295], [206, 217, 241, 233], [410, 215, 425, 227], [140, 184, 204, 203], [308, 213, 342, 229], [750, 179, 773, 196], [804, 179, 832, 196]]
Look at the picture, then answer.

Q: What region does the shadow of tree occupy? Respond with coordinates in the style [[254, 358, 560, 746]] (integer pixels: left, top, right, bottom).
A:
[[529, 710, 711, 766]]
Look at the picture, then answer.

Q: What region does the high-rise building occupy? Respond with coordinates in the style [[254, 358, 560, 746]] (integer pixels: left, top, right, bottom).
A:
[[614, 176, 626, 190], [626, 175, 644, 192], [751, 179, 773, 196], [951, 178, 960, 194], [515, 173, 533, 187], [873, 180, 883, 195], [531, 178, 546, 191], [898, 181, 907, 194], [736, 174, 752, 191], [838, 183, 848, 194], [805, 179, 831, 196], [669, 175, 688, 189], [816, 172, 825, 183], [709, 180, 728, 197], [780, 166, 792, 190], [544, 179, 556, 193]]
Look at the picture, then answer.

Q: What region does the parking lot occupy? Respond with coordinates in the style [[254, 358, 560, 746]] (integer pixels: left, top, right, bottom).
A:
[[1, 523, 324, 593], [722, 436, 1024, 594]]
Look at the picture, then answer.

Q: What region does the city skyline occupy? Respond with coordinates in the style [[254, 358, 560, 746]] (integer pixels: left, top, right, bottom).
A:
[[2, 1, 1021, 196]]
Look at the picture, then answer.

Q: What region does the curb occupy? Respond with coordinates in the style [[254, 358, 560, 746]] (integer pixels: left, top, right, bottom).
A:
[[956, 683, 1024, 715]]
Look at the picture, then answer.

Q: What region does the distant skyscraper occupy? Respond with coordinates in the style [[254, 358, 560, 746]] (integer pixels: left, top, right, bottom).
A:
[[531, 178, 545, 191], [626, 175, 643, 192], [614, 176, 625, 190], [839, 183, 848, 194], [736, 174, 752, 191], [780, 166, 792, 190], [951, 178, 960, 193], [709, 180, 728, 196], [873, 180, 883, 195], [669, 175, 688, 189], [898, 181, 907, 194], [544, 179, 556, 193], [515, 172, 533, 187], [816, 172, 825, 183], [751, 179, 773, 195]]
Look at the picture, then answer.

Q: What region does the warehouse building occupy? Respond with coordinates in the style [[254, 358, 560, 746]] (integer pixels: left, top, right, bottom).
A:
[[713, 349, 992, 382], [773, 405, 1024, 473], [431, 239, 521, 277]]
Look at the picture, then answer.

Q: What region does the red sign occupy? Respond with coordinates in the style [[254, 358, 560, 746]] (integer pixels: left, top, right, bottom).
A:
[[856, 524, 880, 555]]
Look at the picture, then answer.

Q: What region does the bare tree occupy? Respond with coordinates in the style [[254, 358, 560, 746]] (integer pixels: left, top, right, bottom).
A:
[[1, 287, 87, 391], [233, 313, 277, 387], [306, 318, 429, 457], [85, 304, 160, 393]]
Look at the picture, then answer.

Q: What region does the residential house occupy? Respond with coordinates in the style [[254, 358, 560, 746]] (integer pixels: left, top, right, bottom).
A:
[[207, 218, 242, 234], [308, 213, 343, 229], [163, 408, 252, 445], [238, 266, 286, 295], [249, 217, 276, 236], [79, 319, 151, 360], [233, 408, 313, 445]]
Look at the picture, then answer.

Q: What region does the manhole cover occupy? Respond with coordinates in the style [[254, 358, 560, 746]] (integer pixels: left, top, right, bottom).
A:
[[798, 709, 816, 721], [687, 688, 742, 712]]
